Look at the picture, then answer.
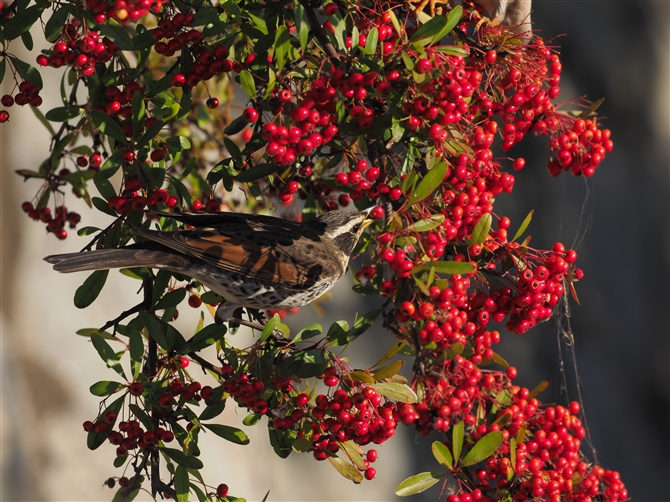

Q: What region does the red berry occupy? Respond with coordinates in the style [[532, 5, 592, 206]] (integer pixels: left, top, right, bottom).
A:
[[0, 111, 9, 123], [171, 73, 186, 87], [216, 484, 229, 497], [370, 206, 384, 219], [188, 295, 202, 308], [242, 107, 259, 123], [364, 467, 376, 480]]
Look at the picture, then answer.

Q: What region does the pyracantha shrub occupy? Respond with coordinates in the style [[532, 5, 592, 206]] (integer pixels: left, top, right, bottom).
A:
[[2, 0, 625, 500]]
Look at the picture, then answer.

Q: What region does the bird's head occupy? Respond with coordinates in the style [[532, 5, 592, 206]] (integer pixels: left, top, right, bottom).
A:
[[315, 207, 375, 256]]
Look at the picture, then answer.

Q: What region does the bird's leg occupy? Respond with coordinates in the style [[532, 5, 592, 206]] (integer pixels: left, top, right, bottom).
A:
[[99, 277, 154, 334]]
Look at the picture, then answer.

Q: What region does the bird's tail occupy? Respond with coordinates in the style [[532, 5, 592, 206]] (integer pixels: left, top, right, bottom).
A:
[[44, 249, 189, 273]]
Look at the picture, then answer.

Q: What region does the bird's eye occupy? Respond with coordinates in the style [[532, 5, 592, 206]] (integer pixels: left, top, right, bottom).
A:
[[352, 223, 361, 233]]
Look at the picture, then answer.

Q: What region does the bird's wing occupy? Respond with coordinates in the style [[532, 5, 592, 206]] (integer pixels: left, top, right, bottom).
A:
[[133, 223, 344, 290]]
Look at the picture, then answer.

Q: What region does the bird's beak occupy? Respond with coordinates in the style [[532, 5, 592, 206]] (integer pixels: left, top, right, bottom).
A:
[[361, 206, 376, 229]]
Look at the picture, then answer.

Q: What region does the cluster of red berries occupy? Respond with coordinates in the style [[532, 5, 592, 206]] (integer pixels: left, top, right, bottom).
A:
[[37, 21, 119, 76], [94, 81, 160, 138], [84, 0, 164, 24], [21, 202, 81, 239], [546, 118, 613, 178], [0, 81, 43, 123], [106, 178, 222, 215]]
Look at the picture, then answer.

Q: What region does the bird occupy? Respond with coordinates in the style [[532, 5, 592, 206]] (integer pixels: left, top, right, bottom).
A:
[[473, 0, 533, 43], [45, 208, 374, 324]]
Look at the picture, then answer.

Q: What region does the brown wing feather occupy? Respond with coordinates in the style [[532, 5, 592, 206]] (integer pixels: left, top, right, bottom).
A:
[[133, 226, 345, 290]]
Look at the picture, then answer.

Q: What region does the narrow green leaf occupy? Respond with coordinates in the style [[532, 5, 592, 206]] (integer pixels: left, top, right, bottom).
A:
[[432, 441, 453, 469], [469, 213, 492, 245], [511, 209, 534, 242], [3, 4, 43, 40], [93, 173, 116, 201], [202, 424, 250, 445], [174, 466, 189, 502], [406, 214, 445, 233], [182, 323, 226, 353], [452, 421, 464, 464], [223, 115, 248, 135], [372, 360, 405, 381], [199, 400, 226, 421], [74, 270, 109, 308], [129, 330, 144, 379], [347, 308, 381, 342], [529, 378, 550, 398], [462, 431, 504, 467], [294, 3, 309, 51], [21, 31, 34, 51], [413, 260, 476, 275], [395, 471, 445, 496], [374, 341, 407, 367], [90, 111, 128, 143], [243, 413, 262, 426], [138, 311, 168, 349], [235, 163, 282, 182], [91, 333, 126, 379], [87, 395, 125, 450], [362, 27, 378, 55], [371, 382, 417, 403], [407, 162, 448, 206], [89, 380, 124, 396], [45, 4, 72, 42], [328, 11, 346, 50], [9, 56, 43, 89], [328, 456, 363, 483], [131, 91, 145, 137], [154, 288, 187, 310], [160, 447, 204, 469], [273, 26, 290, 73], [292, 323, 322, 342], [239, 70, 256, 99]]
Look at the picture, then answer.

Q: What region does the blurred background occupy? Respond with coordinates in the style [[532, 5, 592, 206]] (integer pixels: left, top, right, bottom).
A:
[[1, 1, 668, 500]]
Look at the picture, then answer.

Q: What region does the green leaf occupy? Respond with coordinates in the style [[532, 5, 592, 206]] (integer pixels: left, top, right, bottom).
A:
[[45, 4, 73, 42], [76, 328, 116, 340], [243, 413, 262, 426], [406, 214, 445, 233], [410, 6, 462, 46], [292, 323, 322, 342], [273, 25, 290, 73], [261, 313, 281, 342], [199, 400, 226, 421], [235, 163, 282, 182], [138, 311, 168, 349], [92, 196, 117, 217], [89, 380, 124, 396], [174, 465, 189, 502], [432, 441, 453, 470], [371, 382, 417, 403], [347, 308, 381, 342], [239, 70, 256, 99], [223, 115, 249, 136], [93, 173, 117, 201], [294, 3, 309, 51], [202, 424, 250, 445], [406, 162, 448, 206], [87, 395, 125, 450], [328, 11, 346, 50], [129, 330, 144, 379], [452, 420, 464, 464], [511, 209, 534, 242], [469, 213, 492, 245], [32, 103, 55, 135], [161, 447, 204, 469], [529, 378, 550, 398], [462, 431, 504, 467], [328, 456, 363, 483], [374, 341, 407, 367], [269, 427, 293, 459], [20, 31, 33, 51], [3, 4, 44, 40], [154, 288, 187, 310], [182, 323, 226, 353], [90, 111, 128, 143], [395, 471, 445, 496], [9, 56, 43, 89], [361, 27, 378, 55], [412, 261, 476, 275], [98, 24, 134, 51], [131, 91, 145, 137], [74, 270, 109, 308], [372, 360, 405, 381], [91, 333, 126, 379], [44, 106, 82, 122], [0, 59, 5, 84], [192, 6, 219, 26]]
